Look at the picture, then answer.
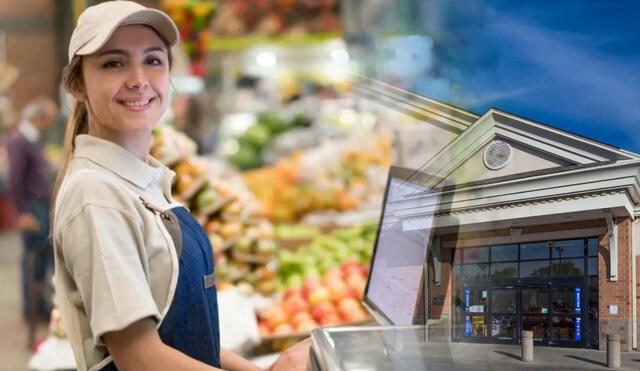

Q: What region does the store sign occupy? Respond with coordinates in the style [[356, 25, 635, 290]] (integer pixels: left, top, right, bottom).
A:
[[464, 288, 470, 312], [575, 287, 582, 314], [465, 315, 472, 336], [575, 317, 582, 341]]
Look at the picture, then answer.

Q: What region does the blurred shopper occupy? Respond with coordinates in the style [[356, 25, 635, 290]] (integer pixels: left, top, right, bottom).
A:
[[7, 96, 58, 348], [171, 94, 207, 153], [53, 2, 309, 370]]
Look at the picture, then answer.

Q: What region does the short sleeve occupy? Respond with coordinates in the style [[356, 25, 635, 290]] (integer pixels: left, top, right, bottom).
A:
[[58, 203, 160, 345]]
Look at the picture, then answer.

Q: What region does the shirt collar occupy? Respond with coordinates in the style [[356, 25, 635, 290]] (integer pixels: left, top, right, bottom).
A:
[[73, 134, 175, 199], [18, 119, 40, 143]]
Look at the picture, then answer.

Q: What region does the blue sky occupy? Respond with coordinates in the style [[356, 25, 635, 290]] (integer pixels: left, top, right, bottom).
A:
[[374, 1, 640, 152]]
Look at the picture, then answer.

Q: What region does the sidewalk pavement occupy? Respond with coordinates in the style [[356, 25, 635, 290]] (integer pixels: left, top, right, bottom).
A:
[[416, 342, 640, 370]]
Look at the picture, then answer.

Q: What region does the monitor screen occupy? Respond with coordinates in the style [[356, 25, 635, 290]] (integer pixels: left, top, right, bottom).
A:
[[364, 166, 440, 325]]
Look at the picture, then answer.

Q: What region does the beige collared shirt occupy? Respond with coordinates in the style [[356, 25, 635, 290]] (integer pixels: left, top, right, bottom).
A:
[[53, 134, 180, 371]]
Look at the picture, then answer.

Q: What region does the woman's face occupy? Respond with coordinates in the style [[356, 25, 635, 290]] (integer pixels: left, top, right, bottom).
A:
[[78, 25, 170, 135]]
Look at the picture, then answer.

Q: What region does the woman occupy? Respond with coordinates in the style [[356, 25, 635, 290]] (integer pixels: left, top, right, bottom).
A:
[[53, 2, 309, 370]]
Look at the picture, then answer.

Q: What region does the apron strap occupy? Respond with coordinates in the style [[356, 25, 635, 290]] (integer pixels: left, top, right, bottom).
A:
[[139, 197, 183, 258]]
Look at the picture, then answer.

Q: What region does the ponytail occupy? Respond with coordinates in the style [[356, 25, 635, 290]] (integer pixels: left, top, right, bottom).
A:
[[51, 56, 87, 224]]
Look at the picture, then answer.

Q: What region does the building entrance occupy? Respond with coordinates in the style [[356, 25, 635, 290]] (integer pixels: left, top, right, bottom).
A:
[[452, 238, 599, 348], [459, 280, 586, 347]]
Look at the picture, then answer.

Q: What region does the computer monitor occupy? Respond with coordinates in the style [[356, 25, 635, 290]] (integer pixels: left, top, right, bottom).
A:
[[363, 165, 441, 326]]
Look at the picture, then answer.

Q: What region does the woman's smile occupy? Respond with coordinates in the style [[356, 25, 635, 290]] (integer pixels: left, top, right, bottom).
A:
[[117, 96, 157, 111]]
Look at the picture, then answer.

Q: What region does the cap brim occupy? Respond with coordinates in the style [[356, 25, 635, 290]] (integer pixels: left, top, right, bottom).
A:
[[74, 9, 178, 59]]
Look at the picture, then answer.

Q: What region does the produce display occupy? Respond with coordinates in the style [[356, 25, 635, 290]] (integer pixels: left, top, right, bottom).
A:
[[151, 125, 280, 295], [257, 225, 376, 337], [227, 112, 312, 170], [245, 136, 391, 222], [209, 0, 340, 38]]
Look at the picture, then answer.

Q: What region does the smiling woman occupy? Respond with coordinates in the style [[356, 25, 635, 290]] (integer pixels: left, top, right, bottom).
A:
[[50, 2, 310, 371]]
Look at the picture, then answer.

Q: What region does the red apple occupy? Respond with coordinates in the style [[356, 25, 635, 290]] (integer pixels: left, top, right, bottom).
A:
[[308, 286, 331, 305], [327, 281, 349, 302], [310, 301, 338, 323], [337, 297, 360, 316], [341, 259, 360, 277], [290, 311, 313, 327], [283, 287, 301, 300], [296, 319, 318, 332], [346, 273, 366, 298], [301, 276, 322, 300], [264, 305, 286, 329], [342, 307, 369, 323], [283, 294, 308, 315], [319, 312, 342, 326], [322, 268, 342, 285]]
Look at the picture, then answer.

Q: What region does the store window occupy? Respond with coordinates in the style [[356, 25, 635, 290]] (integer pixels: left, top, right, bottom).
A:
[[491, 290, 516, 313], [463, 264, 489, 280], [552, 288, 578, 313], [551, 258, 584, 276], [519, 260, 550, 278], [520, 242, 550, 260], [490, 244, 518, 262], [522, 288, 549, 313], [455, 238, 597, 282], [490, 262, 517, 279], [551, 239, 584, 258], [463, 247, 489, 263]]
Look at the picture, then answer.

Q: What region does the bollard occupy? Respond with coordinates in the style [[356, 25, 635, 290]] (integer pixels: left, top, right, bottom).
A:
[[607, 334, 620, 369], [521, 331, 533, 362]]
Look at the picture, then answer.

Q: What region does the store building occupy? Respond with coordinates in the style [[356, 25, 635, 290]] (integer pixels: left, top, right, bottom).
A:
[[357, 81, 640, 352]]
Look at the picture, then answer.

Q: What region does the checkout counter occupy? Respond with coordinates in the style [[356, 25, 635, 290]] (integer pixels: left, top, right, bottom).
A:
[[309, 325, 451, 371]]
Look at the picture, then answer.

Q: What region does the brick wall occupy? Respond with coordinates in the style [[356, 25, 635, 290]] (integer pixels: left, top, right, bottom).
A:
[[598, 217, 634, 351]]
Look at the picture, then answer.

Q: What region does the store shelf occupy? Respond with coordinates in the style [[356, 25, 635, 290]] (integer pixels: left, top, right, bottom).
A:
[[208, 33, 341, 51]]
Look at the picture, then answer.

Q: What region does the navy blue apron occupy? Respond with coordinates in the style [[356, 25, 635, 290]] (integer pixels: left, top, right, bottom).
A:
[[100, 205, 220, 370]]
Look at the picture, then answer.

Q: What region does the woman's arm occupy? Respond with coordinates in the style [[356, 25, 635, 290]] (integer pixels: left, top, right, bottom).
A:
[[220, 349, 261, 371], [104, 317, 223, 371], [105, 317, 311, 371]]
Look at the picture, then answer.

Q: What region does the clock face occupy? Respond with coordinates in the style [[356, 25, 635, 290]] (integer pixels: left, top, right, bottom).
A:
[[483, 140, 512, 170]]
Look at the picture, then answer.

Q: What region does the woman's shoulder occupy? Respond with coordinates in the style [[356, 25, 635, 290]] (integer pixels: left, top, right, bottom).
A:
[[55, 160, 141, 225]]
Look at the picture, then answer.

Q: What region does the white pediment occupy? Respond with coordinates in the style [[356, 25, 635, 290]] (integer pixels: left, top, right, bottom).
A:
[[414, 108, 639, 188]]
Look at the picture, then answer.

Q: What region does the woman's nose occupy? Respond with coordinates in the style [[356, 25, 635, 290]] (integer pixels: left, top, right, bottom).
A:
[[125, 67, 149, 90]]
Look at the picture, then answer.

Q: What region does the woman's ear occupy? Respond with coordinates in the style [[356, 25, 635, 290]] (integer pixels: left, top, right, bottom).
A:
[[68, 83, 87, 103]]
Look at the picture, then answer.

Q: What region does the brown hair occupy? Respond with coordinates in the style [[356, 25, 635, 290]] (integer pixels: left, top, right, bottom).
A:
[[50, 55, 88, 219], [51, 31, 173, 223]]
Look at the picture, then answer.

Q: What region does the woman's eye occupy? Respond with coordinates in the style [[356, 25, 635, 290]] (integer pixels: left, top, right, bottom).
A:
[[147, 57, 163, 66], [102, 60, 123, 68]]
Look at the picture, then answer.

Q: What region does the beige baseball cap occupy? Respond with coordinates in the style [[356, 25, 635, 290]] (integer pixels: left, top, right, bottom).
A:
[[68, 1, 179, 62]]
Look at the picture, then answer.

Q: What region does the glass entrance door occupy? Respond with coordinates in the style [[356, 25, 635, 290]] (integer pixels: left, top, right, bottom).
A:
[[520, 285, 551, 345], [489, 286, 517, 343], [549, 279, 585, 348], [460, 284, 489, 342], [517, 279, 586, 348]]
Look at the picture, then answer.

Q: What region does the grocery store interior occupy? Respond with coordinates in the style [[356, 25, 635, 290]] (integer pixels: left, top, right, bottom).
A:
[[1, 1, 640, 370]]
